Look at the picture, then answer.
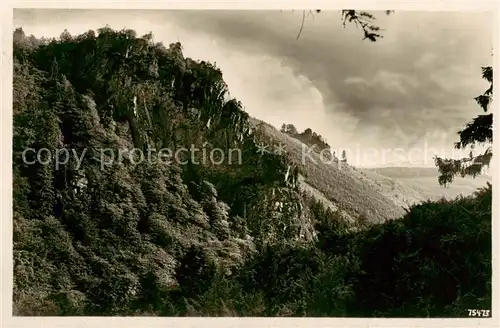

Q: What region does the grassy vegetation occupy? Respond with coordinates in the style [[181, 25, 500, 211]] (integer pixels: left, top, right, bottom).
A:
[[250, 118, 413, 222]]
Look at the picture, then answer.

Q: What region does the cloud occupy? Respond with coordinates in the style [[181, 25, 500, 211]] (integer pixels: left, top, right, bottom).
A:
[[13, 9, 494, 166], [414, 53, 437, 69]]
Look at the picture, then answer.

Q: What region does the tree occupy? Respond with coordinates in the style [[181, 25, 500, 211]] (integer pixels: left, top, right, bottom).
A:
[[13, 27, 25, 43], [60, 29, 72, 42], [280, 123, 287, 133], [286, 124, 298, 135], [434, 67, 493, 186], [175, 245, 217, 297], [303, 128, 313, 138], [341, 150, 347, 163]]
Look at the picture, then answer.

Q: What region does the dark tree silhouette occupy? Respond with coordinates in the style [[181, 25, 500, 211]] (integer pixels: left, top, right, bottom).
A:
[[434, 67, 493, 186], [285, 123, 298, 134], [295, 10, 394, 41]]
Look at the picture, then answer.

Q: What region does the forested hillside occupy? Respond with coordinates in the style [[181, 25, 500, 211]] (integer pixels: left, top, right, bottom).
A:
[[12, 27, 491, 317]]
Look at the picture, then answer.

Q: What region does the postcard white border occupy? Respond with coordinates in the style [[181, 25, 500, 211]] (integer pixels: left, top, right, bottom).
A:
[[1, 1, 499, 327]]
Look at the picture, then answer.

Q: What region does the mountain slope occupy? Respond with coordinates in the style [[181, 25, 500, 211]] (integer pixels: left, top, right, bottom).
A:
[[12, 27, 321, 315], [249, 118, 418, 223], [250, 117, 493, 220]]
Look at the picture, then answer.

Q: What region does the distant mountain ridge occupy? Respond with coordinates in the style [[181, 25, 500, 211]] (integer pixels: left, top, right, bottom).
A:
[[365, 166, 492, 202], [368, 165, 491, 179]]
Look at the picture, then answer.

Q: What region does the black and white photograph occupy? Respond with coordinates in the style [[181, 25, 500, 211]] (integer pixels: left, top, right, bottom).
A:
[[4, 4, 497, 324]]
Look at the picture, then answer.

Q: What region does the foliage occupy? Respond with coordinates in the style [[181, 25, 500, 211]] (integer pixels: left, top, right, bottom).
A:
[[435, 66, 493, 186], [12, 27, 297, 315], [295, 10, 394, 41], [281, 124, 330, 151], [350, 182, 492, 316], [341, 149, 347, 163], [280, 123, 298, 135]]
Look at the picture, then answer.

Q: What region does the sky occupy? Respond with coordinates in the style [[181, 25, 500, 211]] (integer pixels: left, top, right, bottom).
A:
[[13, 9, 494, 167]]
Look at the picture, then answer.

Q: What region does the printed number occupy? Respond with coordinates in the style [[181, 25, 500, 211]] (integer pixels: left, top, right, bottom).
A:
[[468, 309, 491, 317]]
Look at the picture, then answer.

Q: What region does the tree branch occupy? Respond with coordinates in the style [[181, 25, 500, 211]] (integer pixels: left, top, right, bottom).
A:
[[296, 10, 306, 40]]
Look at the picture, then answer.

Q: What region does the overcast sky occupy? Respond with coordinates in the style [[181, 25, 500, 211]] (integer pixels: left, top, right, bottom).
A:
[[14, 9, 494, 167]]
